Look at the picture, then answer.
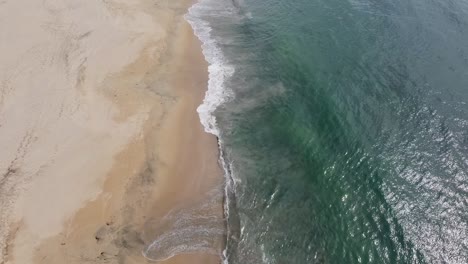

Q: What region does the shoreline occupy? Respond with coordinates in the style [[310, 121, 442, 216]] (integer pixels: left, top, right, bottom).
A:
[[0, 0, 224, 263]]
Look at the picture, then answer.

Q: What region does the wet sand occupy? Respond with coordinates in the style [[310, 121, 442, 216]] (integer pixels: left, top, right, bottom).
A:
[[0, 0, 223, 263]]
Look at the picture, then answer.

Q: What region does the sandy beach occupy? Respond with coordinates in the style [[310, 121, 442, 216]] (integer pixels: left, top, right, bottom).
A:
[[0, 0, 223, 263]]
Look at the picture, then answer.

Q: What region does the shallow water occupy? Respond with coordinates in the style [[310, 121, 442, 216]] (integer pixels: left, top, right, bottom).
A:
[[143, 187, 225, 261], [187, 0, 468, 263]]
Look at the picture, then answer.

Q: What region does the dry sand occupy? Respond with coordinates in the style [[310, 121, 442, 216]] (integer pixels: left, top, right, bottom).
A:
[[0, 0, 224, 263]]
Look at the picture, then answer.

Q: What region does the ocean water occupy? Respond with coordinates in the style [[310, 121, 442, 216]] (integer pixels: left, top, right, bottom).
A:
[[186, 0, 468, 263]]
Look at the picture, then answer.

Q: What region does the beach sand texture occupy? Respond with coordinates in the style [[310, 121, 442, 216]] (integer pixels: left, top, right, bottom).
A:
[[0, 0, 223, 263]]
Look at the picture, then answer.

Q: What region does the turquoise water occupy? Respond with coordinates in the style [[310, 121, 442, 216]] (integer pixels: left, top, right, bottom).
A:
[[187, 0, 468, 263]]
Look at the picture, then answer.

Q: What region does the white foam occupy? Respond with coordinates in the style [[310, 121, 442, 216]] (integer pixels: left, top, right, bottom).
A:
[[142, 188, 225, 261], [185, 1, 239, 263], [185, 0, 235, 136]]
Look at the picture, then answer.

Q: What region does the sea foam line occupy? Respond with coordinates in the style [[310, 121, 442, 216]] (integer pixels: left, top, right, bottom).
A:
[[185, 1, 236, 263], [185, 2, 235, 136]]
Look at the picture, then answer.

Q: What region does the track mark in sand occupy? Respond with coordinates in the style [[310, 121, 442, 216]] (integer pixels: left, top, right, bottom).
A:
[[57, 99, 66, 120], [0, 167, 17, 187], [0, 79, 11, 110], [75, 57, 88, 91], [0, 223, 20, 264], [0, 114, 46, 264], [0, 126, 36, 188], [78, 31, 92, 40], [58, 221, 122, 263]]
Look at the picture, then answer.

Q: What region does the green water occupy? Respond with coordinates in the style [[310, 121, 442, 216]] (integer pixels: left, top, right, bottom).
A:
[[187, 0, 468, 263]]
